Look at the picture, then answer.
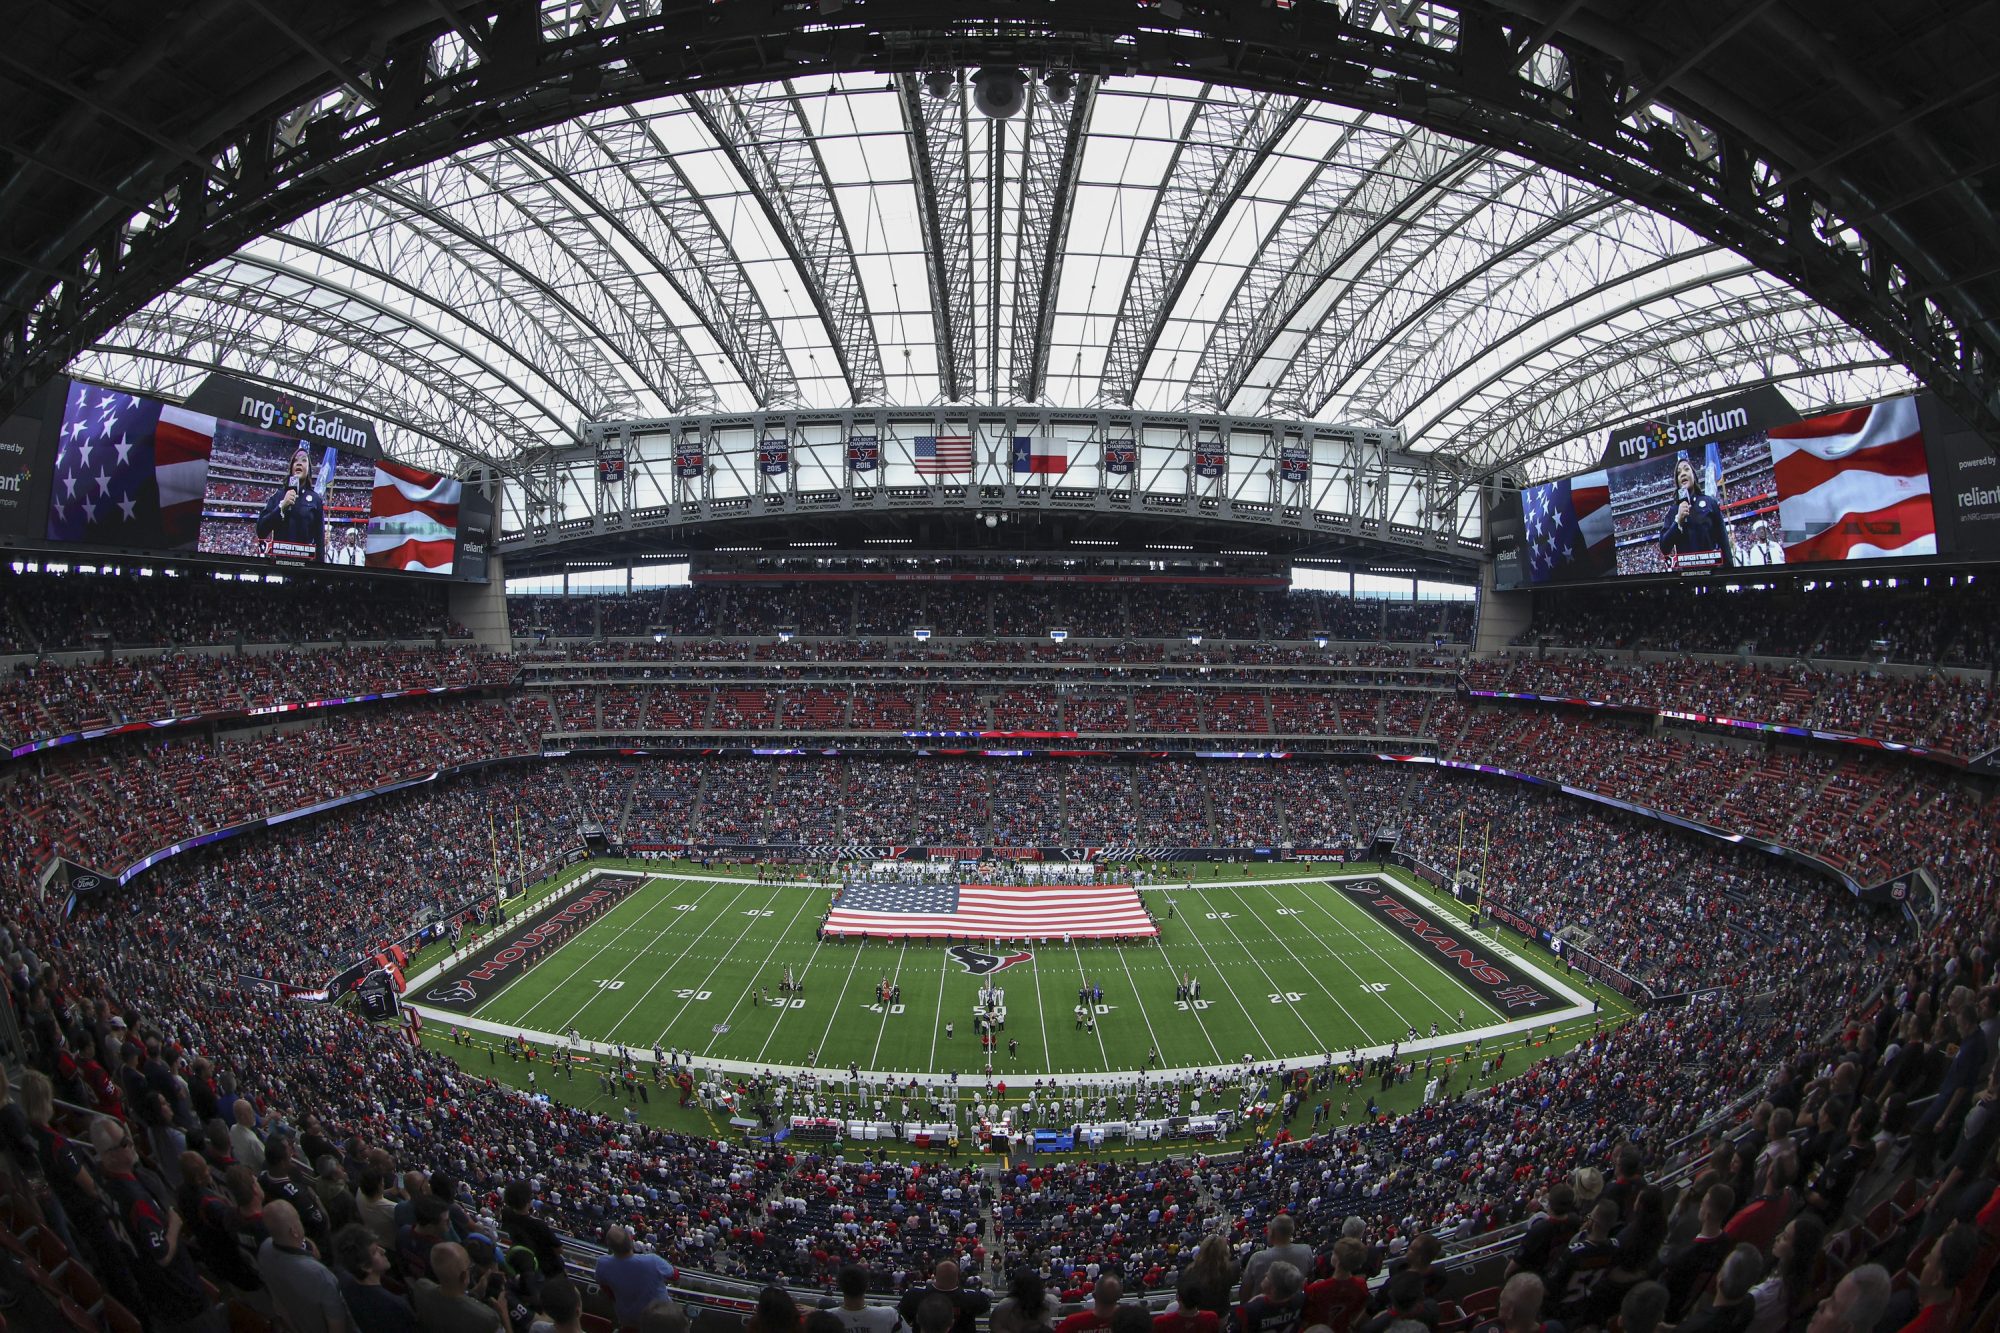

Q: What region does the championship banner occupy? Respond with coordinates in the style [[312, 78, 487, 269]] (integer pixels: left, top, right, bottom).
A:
[[847, 435, 880, 474], [758, 438, 790, 476], [1194, 442, 1226, 479], [674, 441, 705, 479], [1278, 443, 1310, 483], [598, 445, 625, 485], [1104, 439, 1137, 476]]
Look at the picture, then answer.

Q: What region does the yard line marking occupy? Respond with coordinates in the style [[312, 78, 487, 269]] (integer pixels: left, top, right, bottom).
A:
[[1276, 881, 1444, 1031], [753, 931, 831, 1065], [1223, 884, 1375, 1043], [1067, 938, 1113, 1069], [1145, 927, 1224, 1066], [925, 944, 952, 1072], [809, 942, 870, 1067], [646, 886, 794, 1049], [554, 879, 755, 1039], [698, 888, 823, 1056], [1110, 937, 1166, 1068], [1191, 893, 1322, 1053], [868, 942, 910, 1070], [1029, 951, 1051, 1066], [1156, 909, 1272, 1056], [510, 877, 729, 1033]]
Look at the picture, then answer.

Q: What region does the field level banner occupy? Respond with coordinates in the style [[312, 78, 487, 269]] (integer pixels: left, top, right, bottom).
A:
[[416, 871, 645, 1012], [1333, 877, 1565, 1016]]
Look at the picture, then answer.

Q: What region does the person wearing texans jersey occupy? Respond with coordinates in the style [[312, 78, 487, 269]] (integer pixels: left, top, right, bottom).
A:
[[91, 1115, 223, 1332]]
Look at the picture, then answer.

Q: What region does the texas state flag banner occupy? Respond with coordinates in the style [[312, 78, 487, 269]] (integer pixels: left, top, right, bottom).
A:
[[1768, 396, 1935, 563], [1010, 436, 1068, 476], [366, 459, 461, 575]]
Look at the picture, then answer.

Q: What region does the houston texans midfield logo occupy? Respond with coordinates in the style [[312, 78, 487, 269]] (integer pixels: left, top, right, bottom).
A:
[[426, 982, 478, 1004], [947, 945, 1033, 976]]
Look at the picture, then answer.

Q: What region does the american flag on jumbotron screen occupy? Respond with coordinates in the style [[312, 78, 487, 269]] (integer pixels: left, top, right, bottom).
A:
[[824, 882, 1156, 939], [1767, 397, 1935, 563], [366, 460, 461, 575], [914, 435, 974, 476], [45, 382, 215, 550]]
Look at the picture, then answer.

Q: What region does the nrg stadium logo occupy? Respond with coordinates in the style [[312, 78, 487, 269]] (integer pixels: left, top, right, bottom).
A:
[[238, 392, 372, 450], [1607, 402, 1754, 462]]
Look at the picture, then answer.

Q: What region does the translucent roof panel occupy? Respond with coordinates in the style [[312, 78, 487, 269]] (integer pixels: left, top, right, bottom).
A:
[[74, 72, 1913, 482]]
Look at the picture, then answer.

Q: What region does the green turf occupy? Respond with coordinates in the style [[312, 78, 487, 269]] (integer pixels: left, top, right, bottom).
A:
[[446, 870, 1579, 1078]]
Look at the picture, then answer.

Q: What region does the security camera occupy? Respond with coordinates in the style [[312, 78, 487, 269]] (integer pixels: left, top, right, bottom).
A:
[[972, 67, 1029, 118]]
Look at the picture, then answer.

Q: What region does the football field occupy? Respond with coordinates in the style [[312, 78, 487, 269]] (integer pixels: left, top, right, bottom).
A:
[[414, 870, 1590, 1080]]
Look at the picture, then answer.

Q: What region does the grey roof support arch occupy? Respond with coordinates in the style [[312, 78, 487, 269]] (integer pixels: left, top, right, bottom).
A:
[[901, 72, 977, 404], [688, 83, 890, 406]]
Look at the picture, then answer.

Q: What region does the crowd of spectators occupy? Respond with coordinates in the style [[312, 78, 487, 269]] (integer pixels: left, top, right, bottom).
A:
[[1466, 654, 1997, 757], [0, 567, 469, 652], [0, 646, 516, 748], [11, 744, 1984, 1333], [510, 586, 1476, 646], [1519, 578, 1998, 665]]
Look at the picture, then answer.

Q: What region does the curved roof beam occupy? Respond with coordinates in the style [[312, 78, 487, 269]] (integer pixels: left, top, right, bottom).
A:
[[525, 109, 799, 409], [1437, 296, 1889, 476], [900, 72, 977, 404], [1186, 122, 1491, 413], [689, 82, 889, 406], [131, 269, 560, 454], [292, 177, 646, 424], [1268, 163, 1616, 419], [1384, 221, 1725, 438], [1406, 252, 1764, 447], [1095, 85, 1307, 408], [444, 132, 726, 416], [199, 250, 584, 444], [1007, 77, 1096, 404]]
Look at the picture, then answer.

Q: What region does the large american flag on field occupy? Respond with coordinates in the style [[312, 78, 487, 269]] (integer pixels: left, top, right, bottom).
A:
[[1768, 397, 1935, 563], [366, 459, 461, 574], [824, 882, 1156, 939]]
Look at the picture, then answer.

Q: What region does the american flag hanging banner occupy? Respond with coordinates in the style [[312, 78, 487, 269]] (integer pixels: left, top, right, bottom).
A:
[[758, 438, 790, 476], [824, 882, 1156, 940], [1104, 439, 1137, 476], [848, 435, 880, 474], [1768, 397, 1935, 563], [914, 435, 974, 476], [674, 441, 705, 479], [1194, 441, 1226, 479], [46, 383, 215, 550]]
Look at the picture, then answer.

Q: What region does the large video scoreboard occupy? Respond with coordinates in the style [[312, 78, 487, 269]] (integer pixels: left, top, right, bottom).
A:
[[0, 372, 491, 581], [1492, 387, 2000, 588]]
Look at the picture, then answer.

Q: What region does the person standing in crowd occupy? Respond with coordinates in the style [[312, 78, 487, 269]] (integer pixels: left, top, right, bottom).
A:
[[413, 1241, 508, 1333], [595, 1225, 676, 1330], [332, 1223, 418, 1333], [898, 1260, 990, 1333], [92, 1116, 225, 1333], [1238, 1215, 1314, 1305], [254, 1200, 347, 1333], [829, 1265, 906, 1333]]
